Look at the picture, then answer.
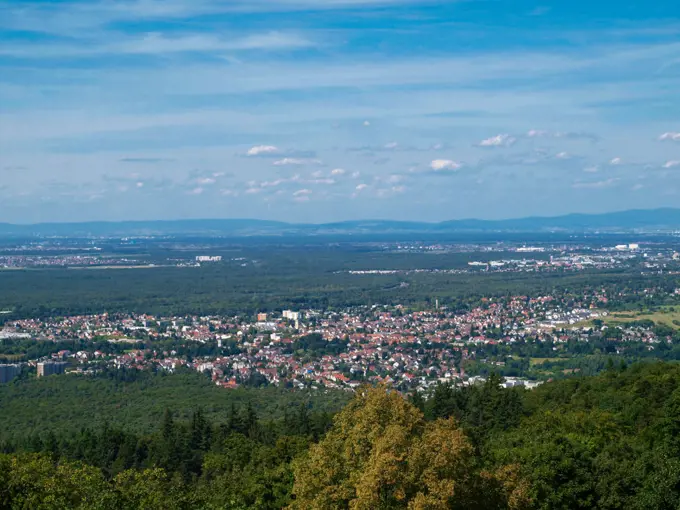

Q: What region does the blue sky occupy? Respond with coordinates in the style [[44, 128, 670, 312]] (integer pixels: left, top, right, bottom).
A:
[[1, 0, 680, 223]]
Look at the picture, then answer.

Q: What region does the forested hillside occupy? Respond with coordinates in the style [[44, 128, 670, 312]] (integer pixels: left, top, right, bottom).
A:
[[0, 369, 347, 437], [3, 362, 680, 508]]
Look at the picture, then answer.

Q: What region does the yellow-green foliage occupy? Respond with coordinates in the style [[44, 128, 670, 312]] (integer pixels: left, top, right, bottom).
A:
[[290, 385, 528, 510]]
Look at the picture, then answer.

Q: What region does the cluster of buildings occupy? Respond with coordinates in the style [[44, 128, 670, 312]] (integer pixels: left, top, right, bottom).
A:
[[195, 255, 222, 263], [345, 253, 639, 276], [37, 361, 68, 377], [0, 255, 143, 268], [0, 293, 617, 390], [0, 361, 69, 383], [2, 281, 679, 390]]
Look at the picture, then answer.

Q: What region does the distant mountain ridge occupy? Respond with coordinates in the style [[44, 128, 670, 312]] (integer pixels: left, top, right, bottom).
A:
[[2, 208, 680, 237]]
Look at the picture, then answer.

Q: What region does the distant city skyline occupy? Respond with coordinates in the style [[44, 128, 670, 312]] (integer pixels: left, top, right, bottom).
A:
[[1, 0, 680, 223]]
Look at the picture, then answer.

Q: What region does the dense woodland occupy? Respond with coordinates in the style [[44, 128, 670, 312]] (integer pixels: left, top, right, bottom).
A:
[[0, 369, 348, 437], [0, 238, 676, 319], [4, 362, 680, 508], [0, 260, 676, 319]]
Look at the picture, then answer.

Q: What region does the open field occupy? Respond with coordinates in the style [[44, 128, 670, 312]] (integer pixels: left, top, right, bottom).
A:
[[529, 357, 564, 366], [610, 307, 680, 326], [569, 306, 680, 330]]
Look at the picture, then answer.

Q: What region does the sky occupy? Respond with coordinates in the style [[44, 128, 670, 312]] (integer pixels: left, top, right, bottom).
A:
[[1, 0, 680, 223]]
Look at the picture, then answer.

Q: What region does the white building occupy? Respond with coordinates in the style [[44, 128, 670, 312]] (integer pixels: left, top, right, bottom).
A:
[[283, 310, 300, 321], [196, 256, 222, 262]]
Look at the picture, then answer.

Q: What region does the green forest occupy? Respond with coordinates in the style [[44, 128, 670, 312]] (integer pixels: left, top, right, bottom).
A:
[[0, 369, 348, 437], [4, 362, 680, 508], [1, 245, 676, 319]]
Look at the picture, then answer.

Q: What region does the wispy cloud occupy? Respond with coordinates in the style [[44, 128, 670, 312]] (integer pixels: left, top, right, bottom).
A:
[[0, 32, 316, 59], [247, 145, 281, 156], [572, 178, 619, 189], [526, 130, 599, 142], [119, 157, 173, 163], [1, 0, 433, 35], [274, 158, 322, 166], [478, 134, 516, 147]]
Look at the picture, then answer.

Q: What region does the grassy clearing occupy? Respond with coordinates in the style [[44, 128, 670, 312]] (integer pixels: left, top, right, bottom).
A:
[[606, 307, 680, 328], [530, 357, 563, 366], [0, 354, 22, 362], [570, 306, 680, 330]]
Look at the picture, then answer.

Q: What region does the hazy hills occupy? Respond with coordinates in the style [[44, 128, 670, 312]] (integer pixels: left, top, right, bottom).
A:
[[2, 208, 680, 237]]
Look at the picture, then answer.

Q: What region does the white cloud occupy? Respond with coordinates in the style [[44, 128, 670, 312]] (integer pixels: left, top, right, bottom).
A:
[[260, 178, 286, 187], [188, 187, 204, 195], [660, 132, 680, 142], [355, 183, 368, 191], [384, 142, 399, 150], [363, 120, 371, 126], [527, 129, 548, 138], [609, 157, 623, 165], [583, 166, 599, 173], [555, 151, 571, 160], [274, 158, 322, 166], [391, 185, 406, 193], [0, 0, 463, 37], [351, 171, 361, 179], [245, 187, 262, 194], [430, 159, 461, 171], [293, 188, 312, 196], [572, 178, 619, 189], [331, 168, 346, 176], [526, 129, 597, 141], [135, 181, 144, 188], [0, 30, 315, 59], [247, 145, 280, 156], [196, 177, 216, 185], [478, 134, 516, 147], [222, 31, 313, 51], [663, 160, 680, 168]]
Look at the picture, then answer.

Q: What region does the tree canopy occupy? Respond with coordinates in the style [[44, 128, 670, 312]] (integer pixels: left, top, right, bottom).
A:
[[290, 385, 528, 509]]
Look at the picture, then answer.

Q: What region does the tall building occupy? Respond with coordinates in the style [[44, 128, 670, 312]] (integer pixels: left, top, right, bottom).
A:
[[37, 361, 67, 377], [0, 364, 21, 384], [283, 310, 300, 321]]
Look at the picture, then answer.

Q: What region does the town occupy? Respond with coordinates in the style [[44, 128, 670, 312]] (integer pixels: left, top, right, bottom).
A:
[[4, 283, 680, 392]]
